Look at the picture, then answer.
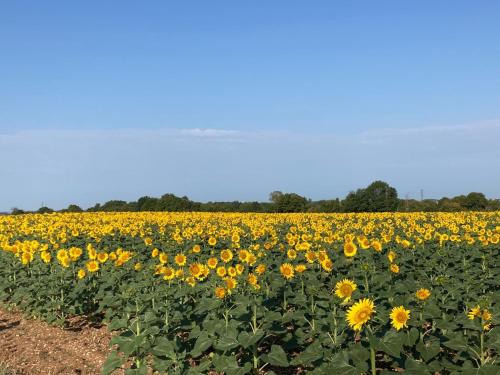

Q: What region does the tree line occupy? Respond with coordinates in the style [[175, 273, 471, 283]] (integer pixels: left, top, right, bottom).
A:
[[10, 181, 500, 214]]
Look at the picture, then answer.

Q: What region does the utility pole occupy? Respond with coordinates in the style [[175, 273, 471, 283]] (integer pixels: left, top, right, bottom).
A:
[[420, 189, 424, 201]]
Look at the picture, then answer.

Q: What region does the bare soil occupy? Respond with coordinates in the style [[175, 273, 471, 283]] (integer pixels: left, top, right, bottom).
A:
[[0, 307, 113, 375]]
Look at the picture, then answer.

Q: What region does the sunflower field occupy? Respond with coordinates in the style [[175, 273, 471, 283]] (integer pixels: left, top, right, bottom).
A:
[[0, 212, 499, 374]]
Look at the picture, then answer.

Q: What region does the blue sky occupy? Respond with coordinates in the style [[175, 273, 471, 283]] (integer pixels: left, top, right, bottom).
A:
[[1, 1, 499, 210]]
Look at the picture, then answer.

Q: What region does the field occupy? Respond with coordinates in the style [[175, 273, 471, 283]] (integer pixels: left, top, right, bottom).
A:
[[0, 212, 499, 374]]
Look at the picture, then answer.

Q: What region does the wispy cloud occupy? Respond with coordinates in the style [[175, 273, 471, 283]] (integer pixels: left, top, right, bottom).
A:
[[1, 121, 499, 211]]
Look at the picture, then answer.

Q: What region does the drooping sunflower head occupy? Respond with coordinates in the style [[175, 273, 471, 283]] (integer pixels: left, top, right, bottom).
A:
[[390, 306, 410, 331], [280, 263, 295, 280], [415, 288, 431, 301], [335, 279, 357, 302], [390, 263, 400, 273], [467, 305, 481, 320], [346, 298, 375, 331]]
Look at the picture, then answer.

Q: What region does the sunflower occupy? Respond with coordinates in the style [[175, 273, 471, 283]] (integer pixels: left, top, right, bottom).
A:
[[295, 264, 307, 273], [40, 251, 51, 263], [215, 287, 226, 299], [482, 309, 492, 321], [305, 251, 316, 263], [387, 251, 396, 263], [208, 236, 217, 246], [151, 248, 159, 258], [371, 240, 382, 252], [216, 266, 227, 277], [174, 253, 187, 266], [134, 263, 142, 271], [189, 263, 203, 278], [390, 263, 399, 273], [236, 264, 244, 275], [159, 253, 168, 264], [467, 305, 481, 320], [287, 249, 297, 260], [335, 279, 357, 302], [163, 267, 175, 281], [280, 263, 295, 280], [97, 252, 109, 263], [343, 242, 357, 257], [390, 306, 410, 331], [238, 249, 249, 262], [247, 273, 258, 286], [207, 257, 218, 269], [227, 266, 237, 277], [220, 249, 233, 263], [321, 258, 333, 272], [144, 237, 153, 246], [346, 298, 375, 331], [86, 260, 99, 273], [192, 244, 201, 253], [415, 288, 431, 301], [77, 269, 86, 279], [255, 264, 266, 275], [225, 277, 237, 291]]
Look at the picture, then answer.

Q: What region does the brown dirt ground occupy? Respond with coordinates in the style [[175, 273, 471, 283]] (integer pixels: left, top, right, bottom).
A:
[[0, 306, 114, 375]]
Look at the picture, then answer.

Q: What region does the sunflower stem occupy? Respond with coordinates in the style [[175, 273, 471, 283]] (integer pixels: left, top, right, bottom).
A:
[[370, 347, 376, 375]]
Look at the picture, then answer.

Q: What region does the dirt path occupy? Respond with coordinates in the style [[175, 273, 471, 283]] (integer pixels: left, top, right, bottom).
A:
[[0, 307, 113, 375]]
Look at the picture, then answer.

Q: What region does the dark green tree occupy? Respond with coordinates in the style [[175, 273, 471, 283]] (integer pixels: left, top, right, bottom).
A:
[[273, 193, 309, 213], [342, 181, 398, 212]]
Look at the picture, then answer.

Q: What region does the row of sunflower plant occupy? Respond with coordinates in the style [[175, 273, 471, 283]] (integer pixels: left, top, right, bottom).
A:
[[0, 211, 499, 374]]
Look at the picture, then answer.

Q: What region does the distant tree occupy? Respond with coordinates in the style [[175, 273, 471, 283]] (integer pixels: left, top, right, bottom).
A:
[[342, 181, 398, 212], [137, 196, 159, 211], [157, 194, 195, 211], [269, 191, 284, 203], [11, 207, 26, 215], [37, 206, 54, 214], [437, 198, 462, 212], [274, 193, 309, 213], [309, 199, 341, 213], [65, 204, 83, 212], [462, 192, 488, 210], [100, 200, 130, 212]]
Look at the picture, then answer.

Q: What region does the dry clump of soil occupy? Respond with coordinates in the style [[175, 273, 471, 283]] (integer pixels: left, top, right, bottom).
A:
[[0, 307, 114, 375]]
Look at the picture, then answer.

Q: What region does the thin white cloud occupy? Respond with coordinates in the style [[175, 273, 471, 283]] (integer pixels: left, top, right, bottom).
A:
[[0, 121, 499, 211]]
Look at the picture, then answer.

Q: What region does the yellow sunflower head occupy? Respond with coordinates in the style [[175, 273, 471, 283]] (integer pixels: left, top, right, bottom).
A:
[[346, 298, 375, 331], [343, 242, 357, 258], [390, 306, 410, 331], [335, 279, 357, 302], [280, 263, 295, 280], [415, 288, 431, 301]]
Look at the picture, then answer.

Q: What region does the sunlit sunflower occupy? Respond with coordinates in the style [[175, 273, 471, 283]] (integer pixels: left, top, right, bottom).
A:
[[387, 251, 396, 263], [280, 263, 295, 280], [343, 242, 357, 257], [390, 263, 399, 273], [97, 252, 108, 263], [174, 253, 187, 266], [215, 287, 226, 299], [467, 305, 481, 320], [220, 249, 233, 263], [208, 236, 217, 246], [295, 264, 307, 273], [163, 267, 175, 281], [151, 248, 159, 258], [77, 269, 86, 279], [207, 257, 218, 269], [158, 253, 168, 264], [335, 279, 357, 302], [216, 266, 227, 277], [86, 260, 99, 273], [346, 298, 375, 331], [415, 288, 431, 301], [482, 309, 492, 321], [390, 306, 410, 331]]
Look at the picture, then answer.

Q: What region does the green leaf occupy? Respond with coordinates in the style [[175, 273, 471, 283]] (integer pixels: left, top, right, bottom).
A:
[[191, 331, 213, 358], [290, 340, 323, 365], [101, 351, 124, 375], [238, 329, 265, 349], [265, 345, 289, 367], [215, 335, 240, 351], [152, 337, 176, 359], [416, 339, 441, 362], [443, 335, 468, 352]]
